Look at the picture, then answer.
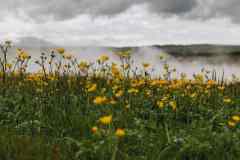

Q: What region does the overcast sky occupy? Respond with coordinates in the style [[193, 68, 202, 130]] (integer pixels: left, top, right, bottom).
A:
[[1, 0, 240, 46]]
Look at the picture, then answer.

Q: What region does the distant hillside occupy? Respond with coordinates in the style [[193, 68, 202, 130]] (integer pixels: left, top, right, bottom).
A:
[[13, 37, 240, 57], [153, 44, 240, 57], [109, 44, 240, 57]]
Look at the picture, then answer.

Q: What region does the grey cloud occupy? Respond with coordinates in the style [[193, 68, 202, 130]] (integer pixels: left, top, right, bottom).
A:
[[213, 1, 240, 22], [1, 0, 240, 23], [1, 0, 197, 21], [11, 0, 142, 20], [188, 0, 240, 22], [148, 0, 197, 15]]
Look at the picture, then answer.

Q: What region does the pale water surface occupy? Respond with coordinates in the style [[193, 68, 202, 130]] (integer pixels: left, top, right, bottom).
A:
[[5, 46, 240, 81]]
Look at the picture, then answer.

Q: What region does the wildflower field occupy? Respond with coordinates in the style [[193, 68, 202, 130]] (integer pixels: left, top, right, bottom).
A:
[[1, 41, 240, 160]]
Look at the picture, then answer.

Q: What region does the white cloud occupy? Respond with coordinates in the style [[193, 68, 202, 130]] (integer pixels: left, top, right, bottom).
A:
[[0, 4, 240, 46]]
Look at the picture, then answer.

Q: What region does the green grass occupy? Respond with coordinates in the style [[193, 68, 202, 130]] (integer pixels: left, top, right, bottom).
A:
[[1, 41, 240, 159]]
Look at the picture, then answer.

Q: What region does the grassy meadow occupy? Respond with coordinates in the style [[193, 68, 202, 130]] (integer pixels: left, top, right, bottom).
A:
[[1, 41, 240, 160]]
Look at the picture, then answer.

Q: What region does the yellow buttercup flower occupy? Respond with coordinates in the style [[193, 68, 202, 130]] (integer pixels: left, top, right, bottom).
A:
[[232, 115, 240, 123], [190, 93, 197, 98], [87, 84, 97, 92], [142, 63, 150, 69], [131, 79, 145, 87], [161, 96, 169, 102], [169, 101, 177, 111], [98, 54, 109, 62], [128, 88, 139, 94], [111, 64, 120, 76], [194, 74, 204, 84], [145, 90, 151, 97], [56, 48, 65, 54], [93, 96, 108, 105], [115, 50, 131, 59], [99, 115, 112, 125], [48, 75, 57, 81], [223, 98, 232, 104], [115, 90, 123, 98], [5, 63, 12, 70], [63, 53, 73, 60], [17, 49, 30, 61], [228, 120, 236, 128], [150, 80, 168, 86], [91, 126, 98, 134], [115, 128, 125, 137], [157, 101, 164, 109], [207, 80, 216, 86], [123, 64, 130, 70], [78, 61, 90, 70]]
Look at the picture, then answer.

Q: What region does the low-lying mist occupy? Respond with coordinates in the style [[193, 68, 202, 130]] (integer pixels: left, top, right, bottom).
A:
[[5, 46, 240, 80]]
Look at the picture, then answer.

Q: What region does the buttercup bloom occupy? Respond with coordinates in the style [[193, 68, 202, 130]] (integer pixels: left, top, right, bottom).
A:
[[99, 115, 112, 125], [115, 128, 125, 137]]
